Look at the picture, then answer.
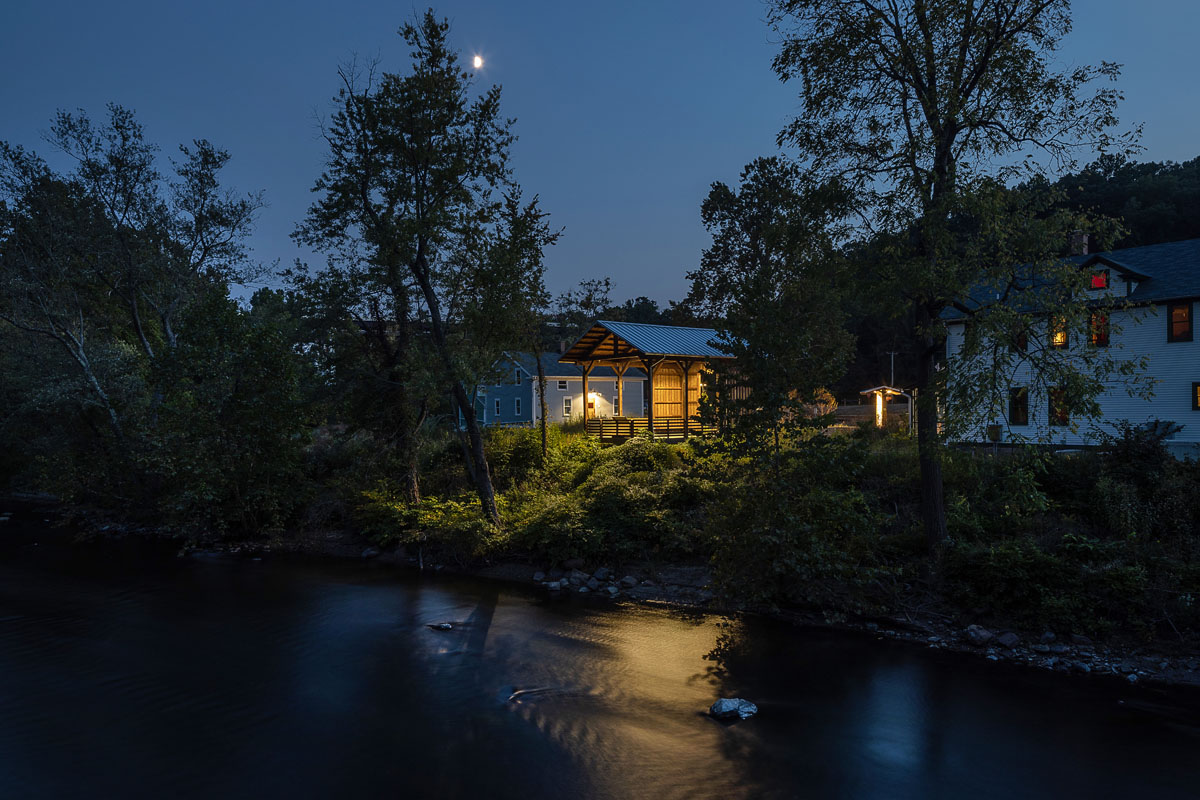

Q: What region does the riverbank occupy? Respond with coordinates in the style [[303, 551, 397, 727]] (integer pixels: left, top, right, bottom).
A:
[[204, 520, 1200, 692], [8, 492, 1200, 693]]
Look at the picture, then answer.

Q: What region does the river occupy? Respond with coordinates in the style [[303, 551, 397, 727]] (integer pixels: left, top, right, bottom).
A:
[[0, 518, 1197, 799]]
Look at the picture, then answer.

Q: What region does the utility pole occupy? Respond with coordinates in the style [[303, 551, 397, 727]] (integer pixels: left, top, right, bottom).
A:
[[887, 351, 899, 386]]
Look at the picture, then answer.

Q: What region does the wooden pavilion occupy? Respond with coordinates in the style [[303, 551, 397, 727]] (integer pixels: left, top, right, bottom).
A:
[[559, 320, 734, 440]]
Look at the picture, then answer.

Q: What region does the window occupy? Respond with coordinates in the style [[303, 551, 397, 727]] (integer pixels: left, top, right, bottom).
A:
[[514, 398, 522, 416], [515, 368, 522, 383], [1011, 326, 1028, 354], [1168, 302, 1193, 342], [563, 396, 572, 417], [1050, 317, 1068, 349], [1090, 270, 1109, 290], [1089, 312, 1109, 347], [1048, 388, 1069, 427], [557, 380, 568, 391], [1193, 383, 1200, 411], [1008, 387, 1029, 426], [494, 399, 501, 417]]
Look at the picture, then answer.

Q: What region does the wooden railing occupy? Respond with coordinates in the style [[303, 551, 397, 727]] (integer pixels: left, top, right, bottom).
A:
[[585, 417, 717, 442]]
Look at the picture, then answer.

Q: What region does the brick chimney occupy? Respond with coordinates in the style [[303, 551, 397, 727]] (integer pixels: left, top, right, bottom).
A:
[[1070, 230, 1089, 255]]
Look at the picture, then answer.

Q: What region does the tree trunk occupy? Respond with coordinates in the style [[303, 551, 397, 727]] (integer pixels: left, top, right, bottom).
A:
[[534, 345, 549, 461], [412, 250, 500, 526], [916, 324, 948, 548]]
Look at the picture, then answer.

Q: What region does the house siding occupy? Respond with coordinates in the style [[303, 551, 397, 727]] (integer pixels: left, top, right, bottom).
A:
[[946, 301, 1200, 452], [474, 355, 646, 427]]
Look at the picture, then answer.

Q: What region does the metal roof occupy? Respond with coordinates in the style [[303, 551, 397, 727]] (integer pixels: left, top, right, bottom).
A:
[[504, 351, 645, 379], [561, 320, 733, 362]]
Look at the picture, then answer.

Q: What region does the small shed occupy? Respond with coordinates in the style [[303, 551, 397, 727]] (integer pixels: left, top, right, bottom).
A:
[[560, 320, 734, 440]]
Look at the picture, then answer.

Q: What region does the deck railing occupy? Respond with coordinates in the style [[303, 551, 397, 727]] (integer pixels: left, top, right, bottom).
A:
[[584, 417, 717, 442]]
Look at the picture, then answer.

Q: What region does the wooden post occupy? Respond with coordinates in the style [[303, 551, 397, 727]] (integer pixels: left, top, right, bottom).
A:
[[582, 362, 593, 425], [615, 364, 627, 417], [643, 359, 655, 433]]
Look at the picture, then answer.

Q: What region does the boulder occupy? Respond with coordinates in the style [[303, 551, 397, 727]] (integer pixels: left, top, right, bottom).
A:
[[593, 567, 611, 581], [532, 571, 546, 582], [548, 568, 565, 579], [620, 575, 639, 589], [1039, 631, 1057, 644], [709, 698, 758, 721], [605, 586, 620, 597], [562, 558, 586, 570], [361, 546, 381, 559], [568, 569, 589, 585], [545, 581, 562, 591], [996, 632, 1020, 649], [1070, 633, 1093, 646], [577, 586, 590, 594], [965, 625, 994, 646], [586, 577, 601, 591]]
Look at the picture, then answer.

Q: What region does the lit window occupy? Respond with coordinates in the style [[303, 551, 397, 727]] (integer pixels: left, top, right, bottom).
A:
[[557, 380, 568, 391], [1193, 383, 1200, 412], [1048, 388, 1069, 427], [1091, 270, 1109, 290], [1050, 317, 1068, 349], [563, 396, 572, 417], [495, 399, 501, 417], [1168, 302, 1193, 343], [1008, 387, 1029, 426], [515, 398, 521, 416], [1089, 312, 1109, 347]]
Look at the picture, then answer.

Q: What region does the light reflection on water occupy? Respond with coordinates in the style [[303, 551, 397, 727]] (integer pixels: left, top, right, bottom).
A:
[[0, 525, 1197, 799]]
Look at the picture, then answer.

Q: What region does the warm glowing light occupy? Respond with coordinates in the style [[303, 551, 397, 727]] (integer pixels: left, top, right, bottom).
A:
[[874, 392, 884, 428], [473, 55, 483, 69]]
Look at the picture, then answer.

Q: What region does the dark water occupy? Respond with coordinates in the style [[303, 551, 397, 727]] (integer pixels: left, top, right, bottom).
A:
[[1, 520, 1198, 799]]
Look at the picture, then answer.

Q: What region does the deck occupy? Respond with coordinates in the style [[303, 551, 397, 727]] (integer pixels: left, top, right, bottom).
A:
[[584, 417, 717, 442]]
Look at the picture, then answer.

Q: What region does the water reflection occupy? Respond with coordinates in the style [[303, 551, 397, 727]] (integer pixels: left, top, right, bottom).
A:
[[0, 525, 1197, 799]]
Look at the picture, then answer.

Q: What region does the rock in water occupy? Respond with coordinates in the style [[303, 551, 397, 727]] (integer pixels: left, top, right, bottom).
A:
[[619, 575, 638, 589], [996, 632, 1020, 649], [427, 622, 453, 631], [532, 571, 546, 582], [964, 625, 994, 646], [593, 567, 611, 581], [361, 546, 381, 559], [710, 698, 758, 720]]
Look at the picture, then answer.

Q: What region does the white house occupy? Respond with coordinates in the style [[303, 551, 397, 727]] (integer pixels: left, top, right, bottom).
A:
[[476, 352, 646, 427], [944, 237, 1200, 455]]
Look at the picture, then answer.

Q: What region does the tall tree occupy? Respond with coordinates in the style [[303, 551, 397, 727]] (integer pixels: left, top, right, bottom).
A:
[[768, 0, 1137, 546], [685, 156, 854, 456], [297, 12, 542, 525]]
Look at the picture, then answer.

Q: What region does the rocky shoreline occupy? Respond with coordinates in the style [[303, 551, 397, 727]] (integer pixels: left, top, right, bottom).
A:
[[245, 526, 1200, 692], [8, 504, 1200, 692]]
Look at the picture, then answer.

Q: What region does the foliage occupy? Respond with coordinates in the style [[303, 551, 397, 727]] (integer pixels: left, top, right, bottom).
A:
[[685, 157, 855, 455], [707, 437, 886, 613]]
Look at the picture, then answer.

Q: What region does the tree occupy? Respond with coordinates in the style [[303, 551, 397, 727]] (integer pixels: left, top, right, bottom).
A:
[[0, 106, 305, 533], [1053, 154, 1200, 248], [768, 0, 1138, 547], [554, 277, 612, 346], [684, 156, 855, 456], [297, 12, 547, 525]]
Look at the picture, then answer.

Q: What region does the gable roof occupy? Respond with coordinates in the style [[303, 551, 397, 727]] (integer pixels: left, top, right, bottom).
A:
[[504, 351, 645, 380], [561, 320, 732, 363], [944, 237, 1200, 321]]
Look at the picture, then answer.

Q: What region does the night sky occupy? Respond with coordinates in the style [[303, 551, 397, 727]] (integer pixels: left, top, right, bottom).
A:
[[3, 1, 1198, 304]]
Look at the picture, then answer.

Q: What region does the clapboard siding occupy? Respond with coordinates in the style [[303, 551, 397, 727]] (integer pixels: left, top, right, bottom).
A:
[[946, 302, 1200, 446]]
